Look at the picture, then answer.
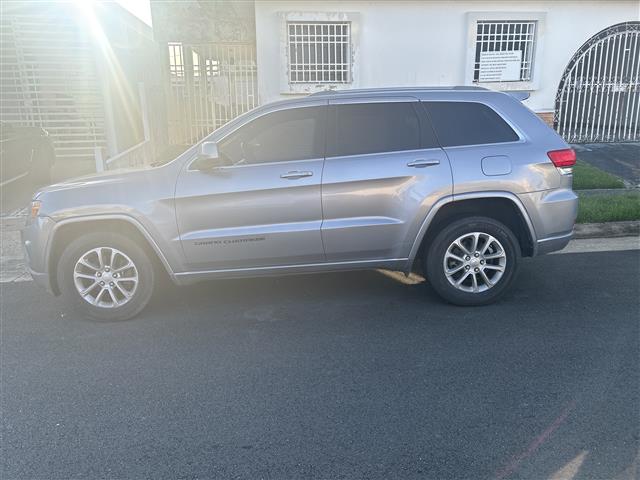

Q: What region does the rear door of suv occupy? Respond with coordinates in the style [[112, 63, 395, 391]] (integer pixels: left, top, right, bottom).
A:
[[421, 100, 524, 197], [321, 97, 452, 263]]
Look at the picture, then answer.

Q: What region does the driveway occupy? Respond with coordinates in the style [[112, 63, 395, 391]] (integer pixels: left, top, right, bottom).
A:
[[1, 249, 639, 479]]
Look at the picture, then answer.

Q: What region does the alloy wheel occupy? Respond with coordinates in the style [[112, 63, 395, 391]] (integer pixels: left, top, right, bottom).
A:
[[443, 232, 507, 293], [73, 247, 139, 308]]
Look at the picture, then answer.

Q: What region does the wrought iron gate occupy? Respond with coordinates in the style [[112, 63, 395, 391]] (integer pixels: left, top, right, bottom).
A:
[[166, 43, 258, 145], [555, 22, 640, 143]]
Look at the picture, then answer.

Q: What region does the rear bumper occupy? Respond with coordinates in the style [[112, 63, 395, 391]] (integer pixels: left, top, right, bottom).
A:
[[536, 230, 573, 255], [519, 188, 578, 255]]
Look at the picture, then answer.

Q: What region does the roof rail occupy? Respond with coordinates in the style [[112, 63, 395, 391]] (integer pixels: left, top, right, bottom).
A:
[[309, 86, 488, 97]]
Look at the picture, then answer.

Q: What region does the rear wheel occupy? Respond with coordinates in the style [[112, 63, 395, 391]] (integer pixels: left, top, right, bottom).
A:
[[424, 217, 521, 306], [57, 232, 155, 321]]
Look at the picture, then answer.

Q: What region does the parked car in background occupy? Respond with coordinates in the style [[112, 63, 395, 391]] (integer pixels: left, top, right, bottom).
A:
[[22, 87, 578, 321], [0, 122, 54, 187]]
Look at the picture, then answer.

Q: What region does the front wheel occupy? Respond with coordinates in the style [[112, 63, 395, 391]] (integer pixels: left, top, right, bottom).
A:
[[57, 232, 155, 321], [424, 217, 521, 306]]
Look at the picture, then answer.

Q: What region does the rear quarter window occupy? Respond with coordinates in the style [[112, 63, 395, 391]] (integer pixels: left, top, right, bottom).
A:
[[423, 101, 519, 147]]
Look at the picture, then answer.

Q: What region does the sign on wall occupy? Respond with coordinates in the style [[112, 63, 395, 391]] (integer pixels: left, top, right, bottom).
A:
[[479, 50, 523, 82]]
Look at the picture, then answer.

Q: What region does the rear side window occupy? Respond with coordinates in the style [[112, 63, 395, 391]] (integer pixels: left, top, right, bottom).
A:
[[423, 101, 519, 147], [328, 102, 427, 157]]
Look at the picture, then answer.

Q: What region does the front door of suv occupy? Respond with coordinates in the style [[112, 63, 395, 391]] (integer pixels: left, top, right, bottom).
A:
[[321, 97, 452, 262], [175, 103, 327, 270]]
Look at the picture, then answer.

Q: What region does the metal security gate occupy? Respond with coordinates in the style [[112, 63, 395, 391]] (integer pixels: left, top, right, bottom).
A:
[[555, 22, 640, 143], [166, 43, 258, 145], [0, 13, 106, 161]]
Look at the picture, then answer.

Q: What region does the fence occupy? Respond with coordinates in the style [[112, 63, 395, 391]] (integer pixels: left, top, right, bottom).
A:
[[166, 43, 258, 145]]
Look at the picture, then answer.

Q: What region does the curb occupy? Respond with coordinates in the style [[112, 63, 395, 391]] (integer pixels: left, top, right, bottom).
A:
[[576, 188, 638, 197], [574, 220, 640, 239]]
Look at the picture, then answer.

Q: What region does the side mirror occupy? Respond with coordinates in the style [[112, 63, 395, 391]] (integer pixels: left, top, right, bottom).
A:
[[194, 142, 227, 170]]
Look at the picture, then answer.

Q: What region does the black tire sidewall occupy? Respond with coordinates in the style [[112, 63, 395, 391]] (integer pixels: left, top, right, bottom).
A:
[[57, 232, 154, 321], [425, 217, 521, 306]]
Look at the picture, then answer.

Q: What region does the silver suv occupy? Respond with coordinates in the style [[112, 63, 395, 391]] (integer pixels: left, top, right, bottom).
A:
[[22, 87, 578, 320]]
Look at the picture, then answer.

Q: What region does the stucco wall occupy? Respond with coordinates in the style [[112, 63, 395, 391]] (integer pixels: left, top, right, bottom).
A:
[[150, 0, 255, 44], [254, 1, 640, 112]]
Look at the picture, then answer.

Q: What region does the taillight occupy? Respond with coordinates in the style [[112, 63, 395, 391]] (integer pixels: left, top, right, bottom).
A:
[[547, 149, 576, 175], [547, 149, 576, 168]]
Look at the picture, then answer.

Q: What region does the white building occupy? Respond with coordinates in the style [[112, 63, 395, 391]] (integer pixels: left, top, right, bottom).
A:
[[151, 0, 640, 144]]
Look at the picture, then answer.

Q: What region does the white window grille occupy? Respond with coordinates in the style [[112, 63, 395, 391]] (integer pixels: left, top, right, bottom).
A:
[[473, 21, 537, 82], [288, 22, 351, 83]]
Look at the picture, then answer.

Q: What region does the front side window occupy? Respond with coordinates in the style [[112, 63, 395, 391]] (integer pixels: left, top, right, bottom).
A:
[[473, 20, 537, 83], [328, 102, 422, 157], [288, 22, 351, 83], [218, 107, 326, 165], [424, 102, 519, 147]]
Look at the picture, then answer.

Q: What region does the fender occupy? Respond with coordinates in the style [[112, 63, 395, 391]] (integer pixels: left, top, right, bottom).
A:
[[405, 191, 539, 272], [46, 214, 177, 282]]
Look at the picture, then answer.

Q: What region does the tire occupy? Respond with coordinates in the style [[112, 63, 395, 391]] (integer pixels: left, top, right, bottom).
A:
[[424, 216, 521, 306], [57, 232, 155, 321]]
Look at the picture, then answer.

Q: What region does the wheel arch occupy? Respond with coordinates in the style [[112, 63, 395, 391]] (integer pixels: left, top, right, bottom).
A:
[[407, 192, 537, 271], [46, 215, 176, 295]]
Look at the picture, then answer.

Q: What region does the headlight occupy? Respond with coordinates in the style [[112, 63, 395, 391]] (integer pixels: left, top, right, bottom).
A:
[[30, 200, 42, 219]]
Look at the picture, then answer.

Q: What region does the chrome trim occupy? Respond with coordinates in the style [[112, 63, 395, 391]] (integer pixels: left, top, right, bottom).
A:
[[173, 258, 409, 284], [537, 231, 574, 244]]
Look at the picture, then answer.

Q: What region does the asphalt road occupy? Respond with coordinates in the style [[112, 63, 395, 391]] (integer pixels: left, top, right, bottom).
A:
[[2, 250, 639, 479]]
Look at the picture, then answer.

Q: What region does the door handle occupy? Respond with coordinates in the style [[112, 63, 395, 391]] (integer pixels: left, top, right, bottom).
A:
[[407, 159, 440, 168], [280, 171, 313, 180]]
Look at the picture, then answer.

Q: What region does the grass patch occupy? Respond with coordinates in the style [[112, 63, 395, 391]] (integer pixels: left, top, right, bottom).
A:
[[573, 160, 625, 190], [577, 192, 640, 223]]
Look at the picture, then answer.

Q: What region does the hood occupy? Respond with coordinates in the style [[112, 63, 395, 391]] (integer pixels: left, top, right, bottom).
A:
[[33, 166, 150, 199]]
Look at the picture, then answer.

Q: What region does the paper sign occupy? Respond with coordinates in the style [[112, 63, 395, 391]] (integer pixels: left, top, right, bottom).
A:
[[479, 50, 523, 82]]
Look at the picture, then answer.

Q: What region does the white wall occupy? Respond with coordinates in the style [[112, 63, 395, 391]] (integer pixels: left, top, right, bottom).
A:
[[255, 1, 640, 112]]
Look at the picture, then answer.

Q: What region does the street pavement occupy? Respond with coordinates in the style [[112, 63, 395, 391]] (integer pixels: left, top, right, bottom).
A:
[[1, 249, 639, 479]]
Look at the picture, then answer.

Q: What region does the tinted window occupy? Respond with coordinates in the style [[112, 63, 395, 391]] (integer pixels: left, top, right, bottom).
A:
[[219, 106, 325, 164], [423, 101, 519, 147], [328, 102, 424, 157]]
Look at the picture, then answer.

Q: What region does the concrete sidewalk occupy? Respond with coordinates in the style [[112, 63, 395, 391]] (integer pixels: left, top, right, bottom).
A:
[[1, 228, 637, 285]]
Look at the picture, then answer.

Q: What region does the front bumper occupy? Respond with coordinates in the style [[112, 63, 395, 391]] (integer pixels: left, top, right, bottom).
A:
[[26, 265, 55, 294], [21, 215, 57, 294]]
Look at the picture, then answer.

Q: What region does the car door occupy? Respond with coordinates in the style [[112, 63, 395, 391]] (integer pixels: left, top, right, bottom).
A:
[[321, 97, 452, 262], [175, 102, 327, 270]]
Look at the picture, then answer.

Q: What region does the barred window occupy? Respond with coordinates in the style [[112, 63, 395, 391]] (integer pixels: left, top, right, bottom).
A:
[[288, 22, 351, 83], [168, 43, 184, 78], [473, 21, 536, 83]]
